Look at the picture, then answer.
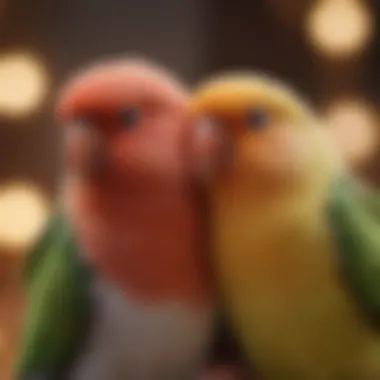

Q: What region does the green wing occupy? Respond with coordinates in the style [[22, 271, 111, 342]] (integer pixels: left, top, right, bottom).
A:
[[23, 209, 65, 285], [328, 177, 380, 324], [17, 210, 92, 379]]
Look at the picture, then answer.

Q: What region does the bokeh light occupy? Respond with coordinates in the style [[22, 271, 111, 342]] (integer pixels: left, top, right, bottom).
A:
[[324, 99, 379, 167], [0, 52, 49, 118], [0, 183, 50, 251], [306, 0, 374, 59]]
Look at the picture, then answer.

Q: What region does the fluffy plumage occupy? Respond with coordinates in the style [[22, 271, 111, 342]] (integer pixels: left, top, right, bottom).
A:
[[17, 59, 214, 380], [190, 73, 380, 379]]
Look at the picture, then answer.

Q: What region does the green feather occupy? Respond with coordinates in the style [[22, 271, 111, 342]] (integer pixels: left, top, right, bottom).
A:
[[23, 209, 65, 285], [328, 177, 380, 325], [17, 210, 92, 378]]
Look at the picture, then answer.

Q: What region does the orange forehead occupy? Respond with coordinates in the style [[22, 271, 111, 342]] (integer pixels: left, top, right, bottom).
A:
[[57, 60, 188, 122], [190, 74, 314, 126]]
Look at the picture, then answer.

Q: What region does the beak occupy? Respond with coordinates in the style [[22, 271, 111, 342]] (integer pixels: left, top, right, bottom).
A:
[[65, 125, 108, 179], [191, 117, 234, 184]]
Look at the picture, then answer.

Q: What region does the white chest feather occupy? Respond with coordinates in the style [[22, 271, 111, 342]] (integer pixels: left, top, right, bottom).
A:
[[69, 277, 214, 380]]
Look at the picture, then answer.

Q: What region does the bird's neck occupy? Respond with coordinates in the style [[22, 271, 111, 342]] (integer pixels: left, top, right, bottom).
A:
[[211, 177, 335, 297], [63, 179, 213, 308]]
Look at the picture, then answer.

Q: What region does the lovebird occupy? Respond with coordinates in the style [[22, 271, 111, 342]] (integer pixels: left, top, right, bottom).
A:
[[17, 59, 215, 380], [190, 73, 380, 380]]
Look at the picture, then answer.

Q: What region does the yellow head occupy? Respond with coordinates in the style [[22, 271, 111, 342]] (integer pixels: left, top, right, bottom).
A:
[[190, 73, 340, 200]]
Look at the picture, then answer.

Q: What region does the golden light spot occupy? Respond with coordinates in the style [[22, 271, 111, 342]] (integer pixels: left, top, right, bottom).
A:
[[324, 99, 378, 167], [306, 0, 373, 59], [0, 183, 50, 250], [0, 52, 49, 118]]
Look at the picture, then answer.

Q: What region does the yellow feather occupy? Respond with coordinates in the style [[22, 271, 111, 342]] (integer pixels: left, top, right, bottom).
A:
[[191, 73, 314, 126], [192, 73, 380, 379]]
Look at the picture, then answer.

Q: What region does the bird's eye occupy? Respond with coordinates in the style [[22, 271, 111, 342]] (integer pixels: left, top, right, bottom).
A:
[[246, 109, 269, 130], [119, 108, 141, 129]]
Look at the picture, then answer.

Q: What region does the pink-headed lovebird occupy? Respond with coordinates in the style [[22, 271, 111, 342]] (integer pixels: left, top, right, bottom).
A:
[[17, 59, 215, 380]]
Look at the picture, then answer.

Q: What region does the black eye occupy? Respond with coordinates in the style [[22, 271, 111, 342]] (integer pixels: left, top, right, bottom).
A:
[[119, 108, 140, 129], [246, 109, 269, 129]]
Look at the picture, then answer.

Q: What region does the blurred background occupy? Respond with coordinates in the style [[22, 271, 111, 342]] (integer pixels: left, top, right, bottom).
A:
[[0, 0, 378, 378]]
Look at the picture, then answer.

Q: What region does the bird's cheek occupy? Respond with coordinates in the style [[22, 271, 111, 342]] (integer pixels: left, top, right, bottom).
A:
[[239, 129, 298, 176], [110, 137, 154, 181]]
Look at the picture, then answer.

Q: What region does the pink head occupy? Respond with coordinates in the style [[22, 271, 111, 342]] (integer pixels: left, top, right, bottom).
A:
[[56, 58, 189, 191]]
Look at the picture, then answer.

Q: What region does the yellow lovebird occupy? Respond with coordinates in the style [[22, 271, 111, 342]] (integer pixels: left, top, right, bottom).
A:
[[190, 73, 380, 380]]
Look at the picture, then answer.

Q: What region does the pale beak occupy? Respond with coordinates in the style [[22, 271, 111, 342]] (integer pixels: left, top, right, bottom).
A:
[[191, 117, 234, 184], [65, 123, 107, 179]]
